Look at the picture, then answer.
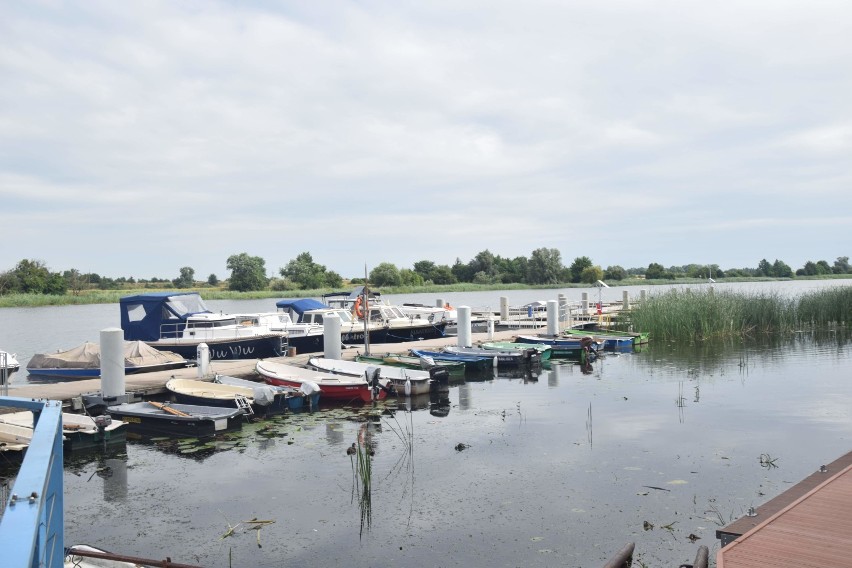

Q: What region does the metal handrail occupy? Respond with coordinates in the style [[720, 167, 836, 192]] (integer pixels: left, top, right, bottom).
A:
[[0, 396, 64, 568]]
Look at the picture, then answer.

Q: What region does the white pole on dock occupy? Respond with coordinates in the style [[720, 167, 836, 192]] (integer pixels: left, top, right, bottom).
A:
[[623, 290, 630, 310], [641, 289, 647, 303], [100, 328, 125, 400], [581, 292, 589, 316], [546, 300, 558, 336], [457, 306, 472, 347], [324, 314, 342, 360], [436, 298, 444, 308], [197, 343, 210, 378], [500, 296, 508, 322]]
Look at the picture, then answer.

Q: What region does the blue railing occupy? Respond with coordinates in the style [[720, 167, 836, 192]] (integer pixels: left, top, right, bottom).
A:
[[0, 397, 65, 568]]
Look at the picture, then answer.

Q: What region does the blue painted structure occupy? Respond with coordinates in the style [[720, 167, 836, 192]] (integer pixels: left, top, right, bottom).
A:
[[0, 396, 65, 568]]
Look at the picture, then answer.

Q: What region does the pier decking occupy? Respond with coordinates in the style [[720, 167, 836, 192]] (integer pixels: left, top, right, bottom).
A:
[[717, 450, 852, 567]]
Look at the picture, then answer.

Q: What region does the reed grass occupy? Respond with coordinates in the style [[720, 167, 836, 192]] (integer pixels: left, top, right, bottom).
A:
[[627, 287, 849, 342]]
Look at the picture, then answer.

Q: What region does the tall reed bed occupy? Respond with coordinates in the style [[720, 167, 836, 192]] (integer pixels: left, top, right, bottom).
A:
[[628, 287, 849, 342]]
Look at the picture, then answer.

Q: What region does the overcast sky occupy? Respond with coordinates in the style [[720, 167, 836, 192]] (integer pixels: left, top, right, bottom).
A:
[[2, 1, 850, 280]]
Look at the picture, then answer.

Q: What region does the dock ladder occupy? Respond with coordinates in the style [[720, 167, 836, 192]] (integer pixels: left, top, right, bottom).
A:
[[234, 394, 254, 416]]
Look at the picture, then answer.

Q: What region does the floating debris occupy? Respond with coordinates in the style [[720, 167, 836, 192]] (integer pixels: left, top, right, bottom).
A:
[[455, 442, 470, 452]]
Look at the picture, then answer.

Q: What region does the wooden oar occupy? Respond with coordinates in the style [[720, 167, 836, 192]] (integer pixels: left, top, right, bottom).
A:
[[148, 401, 191, 417]]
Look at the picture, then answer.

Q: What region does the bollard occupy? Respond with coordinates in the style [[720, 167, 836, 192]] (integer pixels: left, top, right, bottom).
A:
[[581, 292, 589, 316], [457, 306, 472, 347], [101, 328, 126, 399], [196, 343, 210, 379], [499, 296, 509, 322], [622, 290, 630, 310], [323, 314, 342, 360], [546, 300, 558, 336]]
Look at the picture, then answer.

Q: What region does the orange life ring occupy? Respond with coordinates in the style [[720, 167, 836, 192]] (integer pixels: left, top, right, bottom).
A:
[[353, 297, 364, 318]]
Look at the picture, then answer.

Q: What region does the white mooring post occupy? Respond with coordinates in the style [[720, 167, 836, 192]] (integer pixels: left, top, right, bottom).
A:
[[581, 292, 589, 316], [500, 296, 509, 322], [641, 289, 647, 303], [623, 290, 630, 310], [457, 306, 472, 348], [546, 300, 558, 336], [436, 298, 444, 308], [196, 343, 210, 379], [323, 314, 342, 360], [100, 328, 126, 400]]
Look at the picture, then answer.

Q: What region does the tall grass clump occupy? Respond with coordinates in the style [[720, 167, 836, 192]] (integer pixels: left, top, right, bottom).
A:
[[628, 288, 798, 342], [796, 286, 852, 327]]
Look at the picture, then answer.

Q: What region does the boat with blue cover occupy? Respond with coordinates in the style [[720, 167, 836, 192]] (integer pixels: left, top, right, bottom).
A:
[[120, 292, 290, 360], [479, 341, 553, 362], [443, 345, 541, 367]]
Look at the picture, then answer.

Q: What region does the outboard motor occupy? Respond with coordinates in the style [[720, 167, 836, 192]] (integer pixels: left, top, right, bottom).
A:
[[525, 348, 541, 366], [428, 365, 450, 391], [365, 366, 384, 400]]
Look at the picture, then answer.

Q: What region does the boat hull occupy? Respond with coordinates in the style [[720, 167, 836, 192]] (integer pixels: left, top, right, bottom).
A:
[[147, 334, 286, 361], [26, 361, 189, 379], [105, 402, 245, 438], [256, 360, 383, 403]]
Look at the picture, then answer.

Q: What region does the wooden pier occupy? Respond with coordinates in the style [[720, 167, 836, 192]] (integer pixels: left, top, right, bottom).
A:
[[717, 450, 852, 567], [3, 328, 528, 407]]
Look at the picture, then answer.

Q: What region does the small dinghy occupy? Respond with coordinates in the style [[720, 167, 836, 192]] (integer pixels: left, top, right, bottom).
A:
[[105, 401, 245, 438]]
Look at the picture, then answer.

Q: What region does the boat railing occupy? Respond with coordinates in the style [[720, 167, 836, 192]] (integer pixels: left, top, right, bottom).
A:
[[0, 396, 65, 568]]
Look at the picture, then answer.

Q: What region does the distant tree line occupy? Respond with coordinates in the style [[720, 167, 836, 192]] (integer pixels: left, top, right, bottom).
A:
[[0, 252, 849, 295]]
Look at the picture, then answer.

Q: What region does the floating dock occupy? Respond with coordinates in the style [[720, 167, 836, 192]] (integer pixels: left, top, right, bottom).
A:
[[717, 450, 852, 567]]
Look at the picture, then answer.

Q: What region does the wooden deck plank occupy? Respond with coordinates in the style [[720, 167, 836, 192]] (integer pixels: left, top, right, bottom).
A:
[[717, 462, 852, 568], [717, 449, 852, 545]]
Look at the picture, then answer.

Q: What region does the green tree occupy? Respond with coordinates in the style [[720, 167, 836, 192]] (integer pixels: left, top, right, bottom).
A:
[[468, 250, 499, 281], [280, 252, 339, 290], [399, 268, 424, 286], [568, 256, 593, 283], [173, 266, 195, 289], [369, 262, 401, 286], [527, 248, 563, 284], [757, 259, 772, 277], [833, 256, 850, 274], [207, 274, 219, 286], [227, 253, 268, 291], [771, 260, 792, 278], [44, 272, 67, 295], [815, 260, 832, 275], [413, 260, 437, 282], [580, 265, 604, 284], [431, 265, 457, 285], [604, 265, 627, 281], [13, 259, 51, 293], [645, 262, 671, 280], [63, 269, 86, 296]]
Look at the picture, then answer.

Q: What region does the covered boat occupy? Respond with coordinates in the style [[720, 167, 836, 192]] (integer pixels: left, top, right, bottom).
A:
[[514, 334, 601, 359], [26, 340, 189, 378], [479, 341, 553, 361], [167, 377, 312, 416], [120, 292, 290, 360], [408, 348, 495, 372], [0, 411, 126, 452], [213, 374, 320, 410]]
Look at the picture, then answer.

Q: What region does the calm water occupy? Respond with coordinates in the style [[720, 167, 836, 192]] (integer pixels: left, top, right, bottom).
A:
[[1, 281, 851, 567]]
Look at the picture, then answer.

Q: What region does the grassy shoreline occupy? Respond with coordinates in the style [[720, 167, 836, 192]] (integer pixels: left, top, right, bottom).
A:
[[0, 275, 847, 309]]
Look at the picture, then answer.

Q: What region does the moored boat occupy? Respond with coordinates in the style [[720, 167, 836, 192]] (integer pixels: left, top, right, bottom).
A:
[[308, 356, 447, 396], [0, 411, 127, 453], [408, 348, 495, 372], [443, 345, 541, 367], [479, 341, 553, 361], [166, 378, 293, 417], [356, 353, 467, 379], [563, 328, 648, 347], [105, 401, 246, 438], [0, 350, 19, 384], [120, 292, 290, 360], [255, 359, 386, 403], [26, 341, 189, 378], [514, 334, 602, 359], [213, 374, 320, 410]]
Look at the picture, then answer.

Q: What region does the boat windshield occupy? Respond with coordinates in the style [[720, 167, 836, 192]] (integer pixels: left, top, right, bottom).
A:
[[166, 294, 210, 316]]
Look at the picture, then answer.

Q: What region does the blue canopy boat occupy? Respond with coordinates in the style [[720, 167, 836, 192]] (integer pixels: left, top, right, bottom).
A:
[[408, 348, 495, 372], [120, 292, 289, 360], [514, 334, 601, 359]]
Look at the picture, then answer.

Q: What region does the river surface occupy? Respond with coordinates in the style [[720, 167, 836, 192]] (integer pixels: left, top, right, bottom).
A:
[[1, 280, 851, 567]]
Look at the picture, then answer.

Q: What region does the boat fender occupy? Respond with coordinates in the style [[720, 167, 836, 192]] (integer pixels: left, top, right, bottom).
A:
[[404, 377, 412, 396]]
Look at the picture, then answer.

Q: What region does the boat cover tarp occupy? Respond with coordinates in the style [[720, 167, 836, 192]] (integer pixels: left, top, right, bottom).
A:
[[274, 298, 329, 317], [120, 292, 211, 341], [28, 341, 185, 370]]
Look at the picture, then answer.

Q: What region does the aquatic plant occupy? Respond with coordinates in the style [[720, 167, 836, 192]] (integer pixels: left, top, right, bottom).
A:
[[626, 287, 849, 342]]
